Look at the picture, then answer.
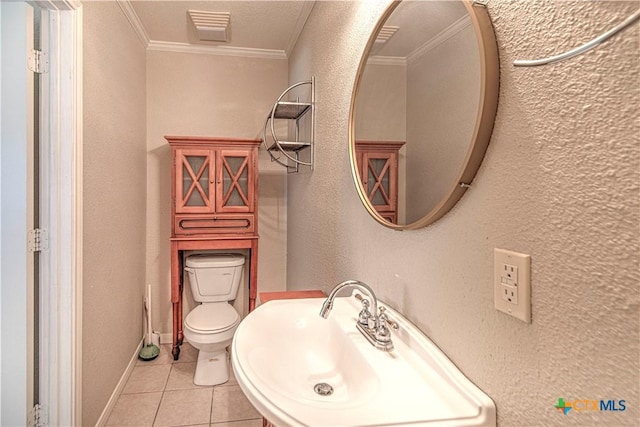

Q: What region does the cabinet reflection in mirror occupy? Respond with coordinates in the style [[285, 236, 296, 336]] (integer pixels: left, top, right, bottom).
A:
[[349, 0, 499, 230]]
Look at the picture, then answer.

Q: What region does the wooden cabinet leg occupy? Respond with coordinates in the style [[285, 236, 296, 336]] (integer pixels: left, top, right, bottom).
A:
[[172, 282, 184, 360], [171, 243, 183, 360], [172, 301, 180, 360], [249, 241, 258, 312], [177, 283, 184, 345]]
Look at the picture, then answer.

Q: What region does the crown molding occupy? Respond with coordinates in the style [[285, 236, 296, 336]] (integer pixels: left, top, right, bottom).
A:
[[285, 0, 316, 56], [113, 0, 313, 59], [366, 56, 407, 67], [407, 14, 472, 64], [147, 41, 287, 60], [368, 14, 472, 67], [115, 0, 286, 59], [116, 0, 150, 47]]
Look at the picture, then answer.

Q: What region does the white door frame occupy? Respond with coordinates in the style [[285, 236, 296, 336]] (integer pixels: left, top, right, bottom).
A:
[[32, 1, 82, 425]]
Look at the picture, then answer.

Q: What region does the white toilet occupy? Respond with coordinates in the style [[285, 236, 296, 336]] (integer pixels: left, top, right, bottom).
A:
[[183, 253, 245, 386]]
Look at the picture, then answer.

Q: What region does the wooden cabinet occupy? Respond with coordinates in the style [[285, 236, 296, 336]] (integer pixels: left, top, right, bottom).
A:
[[354, 140, 405, 224], [174, 147, 256, 214], [167, 136, 261, 360], [173, 145, 257, 236]]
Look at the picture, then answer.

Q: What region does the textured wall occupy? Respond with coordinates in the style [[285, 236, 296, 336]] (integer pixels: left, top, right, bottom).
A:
[[145, 51, 288, 333], [82, 2, 147, 425], [287, 1, 639, 425]]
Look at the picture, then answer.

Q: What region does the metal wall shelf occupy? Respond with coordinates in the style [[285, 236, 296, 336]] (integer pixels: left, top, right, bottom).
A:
[[266, 141, 311, 152], [271, 102, 311, 120], [263, 78, 315, 173]]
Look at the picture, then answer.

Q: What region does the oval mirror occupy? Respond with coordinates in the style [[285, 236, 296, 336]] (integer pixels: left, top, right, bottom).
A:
[[349, 0, 499, 230]]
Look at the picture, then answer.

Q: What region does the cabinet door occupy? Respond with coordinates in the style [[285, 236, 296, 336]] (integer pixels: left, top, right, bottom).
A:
[[361, 151, 397, 213], [216, 149, 255, 213], [175, 149, 215, 213]]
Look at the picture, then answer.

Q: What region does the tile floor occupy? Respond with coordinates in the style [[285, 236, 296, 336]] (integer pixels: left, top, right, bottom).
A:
[[106, 343, 262, 427]]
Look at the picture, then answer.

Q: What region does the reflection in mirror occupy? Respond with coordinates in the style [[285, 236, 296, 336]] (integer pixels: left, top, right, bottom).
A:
[[350, 0, 498, 229]]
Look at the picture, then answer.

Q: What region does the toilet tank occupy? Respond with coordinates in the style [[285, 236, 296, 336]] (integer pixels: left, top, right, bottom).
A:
[[185, 254, 245, 303]]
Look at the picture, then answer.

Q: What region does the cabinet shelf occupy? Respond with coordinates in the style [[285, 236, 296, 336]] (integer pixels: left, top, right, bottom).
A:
[[263, 78, 315, 173]]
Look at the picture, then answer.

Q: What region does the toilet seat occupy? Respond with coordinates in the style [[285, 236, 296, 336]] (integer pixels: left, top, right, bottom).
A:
[[184, 303, 240, 334]]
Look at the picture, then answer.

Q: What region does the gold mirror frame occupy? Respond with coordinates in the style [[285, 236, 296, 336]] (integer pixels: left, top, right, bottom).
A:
[[348, 0, 500, 230]]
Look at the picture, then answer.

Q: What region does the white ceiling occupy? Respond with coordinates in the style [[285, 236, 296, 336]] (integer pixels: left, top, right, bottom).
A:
[[371, 1, 468, 58], [126, 0, 467, 60], [129, 1, 316, 57]]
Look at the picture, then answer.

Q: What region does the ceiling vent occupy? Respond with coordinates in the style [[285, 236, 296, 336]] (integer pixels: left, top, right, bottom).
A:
[[375, 26, 399, 44], [188, 10, 231, 42]]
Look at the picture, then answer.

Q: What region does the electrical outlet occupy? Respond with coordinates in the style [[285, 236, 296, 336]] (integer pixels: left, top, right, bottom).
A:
[[500, 263, 518, 304], [494, 248, 531, 323], [501, 283, 518, 304]]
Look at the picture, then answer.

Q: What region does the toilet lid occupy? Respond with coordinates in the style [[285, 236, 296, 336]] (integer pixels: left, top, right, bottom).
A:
[[184, 303, 240, 334]]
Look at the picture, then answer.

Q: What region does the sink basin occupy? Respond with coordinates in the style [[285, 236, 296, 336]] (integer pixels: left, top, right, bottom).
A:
[[231, 294, 496, 427]]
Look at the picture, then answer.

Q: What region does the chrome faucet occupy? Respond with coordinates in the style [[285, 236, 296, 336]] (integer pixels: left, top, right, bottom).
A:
[[320, 279, 378, 321], [320, 280, 398, 351]]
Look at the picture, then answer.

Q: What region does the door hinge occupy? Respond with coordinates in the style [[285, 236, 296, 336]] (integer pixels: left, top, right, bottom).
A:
[[29, 404, 48, 427], [28, 49, 49, 74], [473, 0, 489, 6], [28, 228, 49, 252]]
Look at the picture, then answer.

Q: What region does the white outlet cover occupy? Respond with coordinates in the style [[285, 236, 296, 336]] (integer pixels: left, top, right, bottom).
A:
[[494, 248, 531, 323]]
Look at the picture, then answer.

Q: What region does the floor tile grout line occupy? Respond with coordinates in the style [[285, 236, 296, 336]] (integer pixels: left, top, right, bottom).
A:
[[119, 344, 259, 427], [209, 418, 263, 426], [151, 361, 174, 427], [209, 385, 216, 425], [151, 388, 164, 427], [119, 390, 167, 396]]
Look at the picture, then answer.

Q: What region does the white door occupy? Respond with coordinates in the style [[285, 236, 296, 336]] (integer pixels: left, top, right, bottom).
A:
[[1, 2, 36, 425], [1, 2, 82, 425]]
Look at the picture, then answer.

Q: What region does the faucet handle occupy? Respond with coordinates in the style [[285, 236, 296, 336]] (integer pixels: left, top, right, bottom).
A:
[[378, 307, 399, 330], [355, 293, 373, 327], [374, 307, 399, 349]]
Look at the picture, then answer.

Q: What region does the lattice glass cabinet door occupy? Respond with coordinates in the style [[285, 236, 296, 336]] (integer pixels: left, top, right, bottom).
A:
[[216, 150, 255, 213], [362, 152, 396, 213], [175, 149, 215, 213]]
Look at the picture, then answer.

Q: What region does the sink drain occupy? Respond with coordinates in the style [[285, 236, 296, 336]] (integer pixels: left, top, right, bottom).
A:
[[314, 382, 334, 396]]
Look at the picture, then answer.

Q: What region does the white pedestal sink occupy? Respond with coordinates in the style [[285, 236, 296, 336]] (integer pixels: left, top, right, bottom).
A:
[[231, 294, 496, 427]]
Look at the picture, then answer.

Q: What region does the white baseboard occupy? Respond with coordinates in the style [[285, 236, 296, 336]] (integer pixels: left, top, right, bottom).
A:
[[94, 338, 144, 427]]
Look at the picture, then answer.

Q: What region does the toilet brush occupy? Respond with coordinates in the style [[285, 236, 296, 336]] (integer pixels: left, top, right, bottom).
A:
[[139, 284, 160, 361]]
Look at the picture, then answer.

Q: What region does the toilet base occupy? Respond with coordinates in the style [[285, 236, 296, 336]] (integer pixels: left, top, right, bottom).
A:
[[193, 347, 230, 386]]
